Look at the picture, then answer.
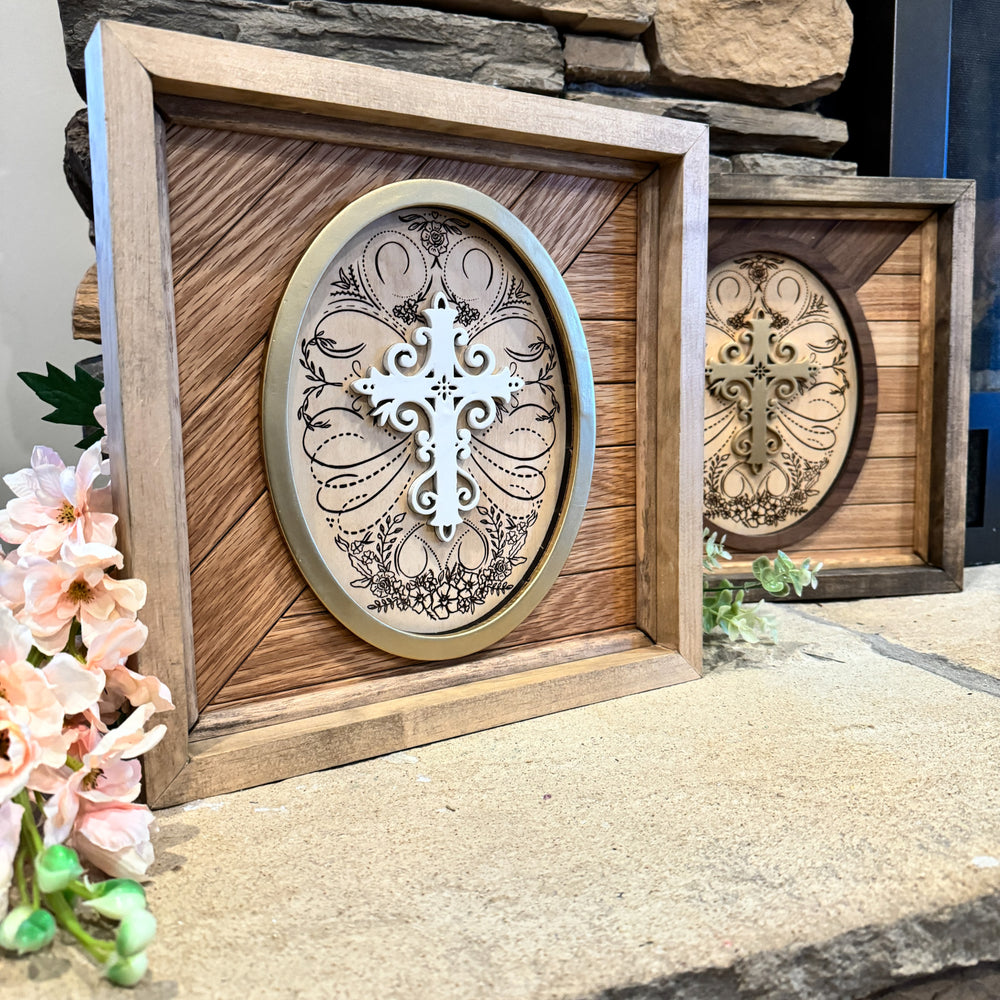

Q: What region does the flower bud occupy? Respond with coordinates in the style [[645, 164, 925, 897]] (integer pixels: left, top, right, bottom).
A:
[[104, 950, 149, 987], [115, 908, 157, 957], [81, 878, 147, 919], [35, 844, 84, 893], [0, 905, 57, 955]]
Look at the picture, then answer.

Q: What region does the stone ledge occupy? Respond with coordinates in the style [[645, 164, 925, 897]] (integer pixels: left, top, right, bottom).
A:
[[56, 0, 564, 97], [7, 566, 1000, 998], [566, 88, 848, 157]]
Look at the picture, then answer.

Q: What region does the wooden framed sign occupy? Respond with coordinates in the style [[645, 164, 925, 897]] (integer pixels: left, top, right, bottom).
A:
[[86, 21, 708, 806], [706, 175, 975, 599]]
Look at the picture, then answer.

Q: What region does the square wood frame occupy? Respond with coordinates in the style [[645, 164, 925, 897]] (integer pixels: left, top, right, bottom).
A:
[[86, 21, 709, 807], [708, 175, 975, 599]]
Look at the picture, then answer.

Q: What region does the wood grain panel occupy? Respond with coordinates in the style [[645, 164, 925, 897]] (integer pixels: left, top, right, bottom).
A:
[[512, 173, 632, 271], [411, 157, 537, 205], [564, 253, 637, 319], [168, 127, 644, 713], [173, 142, 425, 423], [877, 367, 919, 414], [595, 383, 636, 446], [183, 343, 266, 568], [856, 273, 921, 322], [166, 125, 314, 278], [221, 563, 636, 706], [869, 412, 917, 458], [814, 219, 918, 289], [562, 506, 635, 575], [875, 230, 922, 274], [590, 446, 636, 508], [206, 627, 651, 723], [585, 321, 636, 383], [844, 457, 916, 506], [869, 321, 920, 367], [805, 501, 914, 550], [191, 493, 305, 709], [585, 190, 636, 254]]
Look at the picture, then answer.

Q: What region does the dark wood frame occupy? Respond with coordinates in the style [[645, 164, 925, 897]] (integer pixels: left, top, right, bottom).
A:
[[708, 175, 975, 600], [704, 235, 879, 551]]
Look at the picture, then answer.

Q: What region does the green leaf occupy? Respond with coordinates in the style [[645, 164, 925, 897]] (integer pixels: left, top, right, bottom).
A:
[[17, 363, 104, 438]]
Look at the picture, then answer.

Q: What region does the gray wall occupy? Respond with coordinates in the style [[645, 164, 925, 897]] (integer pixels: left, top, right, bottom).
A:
[[0, 0, 96, 483]]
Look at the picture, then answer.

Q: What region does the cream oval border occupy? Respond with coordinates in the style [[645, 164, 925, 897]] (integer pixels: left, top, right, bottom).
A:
[[262, 179, 596, 661]]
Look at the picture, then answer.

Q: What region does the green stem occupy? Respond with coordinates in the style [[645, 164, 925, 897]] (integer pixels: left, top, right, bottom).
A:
[[14, 790, 42, 855], [67, 879, 99, 901], [26, 646, 46, 668], [63, 619, 85, 663], [44, 891, 114, 964], [14, 848, 27, 905]]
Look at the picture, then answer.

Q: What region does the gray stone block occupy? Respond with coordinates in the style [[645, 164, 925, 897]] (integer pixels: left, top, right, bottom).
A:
[[56, 0, 564, 97], [416, 0, 655, 37], [566, 88, 848, 157], [564, 33, 650, 86], [729, 153, 858, 177]]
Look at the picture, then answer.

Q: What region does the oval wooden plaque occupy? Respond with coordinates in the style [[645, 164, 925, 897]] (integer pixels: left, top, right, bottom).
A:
[[263, 180, 595, 659], [704, 244, 877, 550]]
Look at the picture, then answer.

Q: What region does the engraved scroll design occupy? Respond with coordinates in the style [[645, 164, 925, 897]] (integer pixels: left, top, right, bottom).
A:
[[295, 209, 564, 625], [704, 254, 858, 533]]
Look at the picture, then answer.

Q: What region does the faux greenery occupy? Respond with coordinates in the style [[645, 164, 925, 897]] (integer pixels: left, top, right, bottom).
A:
[[702, 529, 822, 642], [17, 363, 104, 449]]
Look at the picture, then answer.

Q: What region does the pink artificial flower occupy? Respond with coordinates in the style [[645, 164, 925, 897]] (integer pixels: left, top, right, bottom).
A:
[[41, 703, 165, 846], [20, 539, 145, 655], [0, 443, 116, 559], [0, 552, 26, 614], [0, 608, 103, 793], [0, 799, 24, 918], [85, 619, 173, 718], [0, 705, 45, 802], [70, 801, 156, 880]]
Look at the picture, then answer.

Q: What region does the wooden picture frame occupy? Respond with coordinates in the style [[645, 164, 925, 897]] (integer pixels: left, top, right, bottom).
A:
[[707, 175, 975, 599], [86, 21, 709, 807]]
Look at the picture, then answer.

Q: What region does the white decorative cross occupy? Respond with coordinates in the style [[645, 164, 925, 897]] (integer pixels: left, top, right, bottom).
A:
[[352, 292, 524, 542], [705, 310, 820, 473]]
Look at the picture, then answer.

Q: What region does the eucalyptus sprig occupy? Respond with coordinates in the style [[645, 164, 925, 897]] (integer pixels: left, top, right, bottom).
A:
[[702, 529, 822, 643]]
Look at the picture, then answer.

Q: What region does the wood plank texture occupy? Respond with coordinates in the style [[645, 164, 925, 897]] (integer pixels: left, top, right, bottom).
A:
[[856, 273, 921, 322], [877, 367, 919, 413], [844, 457, 916, 506], [869, 322, 920, 367], [869, 413, 917, 458], [798, 501, 915, 551], [563, 252, 637, 318]]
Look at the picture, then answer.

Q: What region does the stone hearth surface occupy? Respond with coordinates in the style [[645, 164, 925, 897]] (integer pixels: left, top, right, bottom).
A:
[[5, 566, 1000, 1000]]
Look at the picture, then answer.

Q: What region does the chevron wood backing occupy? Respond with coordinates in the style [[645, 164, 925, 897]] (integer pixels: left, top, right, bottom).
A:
[[163, 124, 642, 713]]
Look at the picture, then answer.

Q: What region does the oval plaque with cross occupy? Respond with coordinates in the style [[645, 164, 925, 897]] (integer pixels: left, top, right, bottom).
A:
[[704, 246, 876, 550], [263, 180, 595, 659]]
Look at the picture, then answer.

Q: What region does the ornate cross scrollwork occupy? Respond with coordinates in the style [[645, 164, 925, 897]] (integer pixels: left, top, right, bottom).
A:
[[704, 252, 862, 540], [705, 308, 820, 473], [352, 291, 525, 542]]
